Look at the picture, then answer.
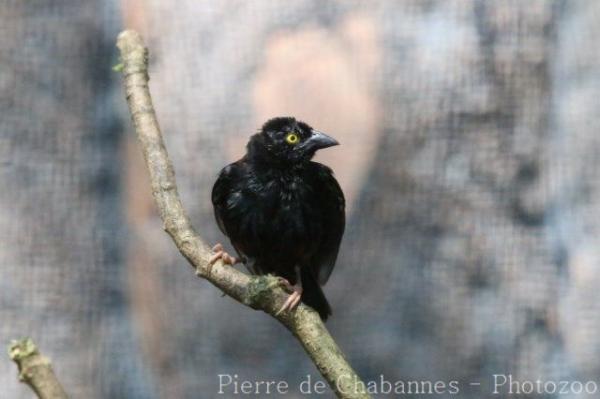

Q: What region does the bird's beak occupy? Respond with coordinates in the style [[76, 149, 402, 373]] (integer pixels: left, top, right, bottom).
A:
[[306, 129, 339, 150]]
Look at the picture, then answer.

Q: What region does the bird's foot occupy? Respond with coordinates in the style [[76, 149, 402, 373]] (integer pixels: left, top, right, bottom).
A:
[[275, 277, 303, 316], [208, 243, 240, 272]]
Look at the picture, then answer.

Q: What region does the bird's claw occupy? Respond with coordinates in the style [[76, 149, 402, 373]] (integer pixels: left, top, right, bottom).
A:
[[209, 243, 240, 266], [275, 279, 303, 316], [207, 243, 240, 276], [276, 277, 295, 293]]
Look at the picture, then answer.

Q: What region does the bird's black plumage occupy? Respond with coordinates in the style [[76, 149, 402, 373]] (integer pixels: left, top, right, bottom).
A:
[[211, 117, 345, 321]]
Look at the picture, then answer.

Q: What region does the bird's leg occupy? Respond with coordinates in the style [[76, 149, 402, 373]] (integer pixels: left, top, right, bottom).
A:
[[208, 243, 240, 268], [276, 266, 303, 316]]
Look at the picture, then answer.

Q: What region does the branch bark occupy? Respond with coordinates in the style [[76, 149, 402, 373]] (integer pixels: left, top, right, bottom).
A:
[[8, 338, 69, 399], [116, 30, 371, 399]]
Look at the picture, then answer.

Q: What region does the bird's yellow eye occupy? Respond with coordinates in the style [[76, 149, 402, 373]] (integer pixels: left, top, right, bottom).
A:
[[285, 133, 300, 144]]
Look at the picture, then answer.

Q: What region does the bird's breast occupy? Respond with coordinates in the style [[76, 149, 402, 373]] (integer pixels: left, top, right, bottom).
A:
[[250, 175, 322, 254]]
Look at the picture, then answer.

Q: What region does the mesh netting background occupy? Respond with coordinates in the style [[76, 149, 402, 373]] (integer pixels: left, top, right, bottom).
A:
[[2, 1, 600, 398]]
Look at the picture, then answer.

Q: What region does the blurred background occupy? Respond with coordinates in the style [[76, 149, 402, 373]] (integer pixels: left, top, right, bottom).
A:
[[2, 0, 600, 398]]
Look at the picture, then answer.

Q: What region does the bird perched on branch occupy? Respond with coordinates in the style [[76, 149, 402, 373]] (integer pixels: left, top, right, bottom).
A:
[[211, 117, 345, 321]]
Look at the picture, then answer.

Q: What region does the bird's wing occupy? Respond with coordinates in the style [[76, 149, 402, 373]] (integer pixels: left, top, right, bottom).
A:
[[211, 164, 237, 236], [310, 163, 345, 286], [211, 162, 251, 241], [211, 160, 256, 265]]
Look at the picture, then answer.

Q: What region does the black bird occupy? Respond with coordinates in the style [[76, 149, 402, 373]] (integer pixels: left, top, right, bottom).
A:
[[210, 117, 345, 321]]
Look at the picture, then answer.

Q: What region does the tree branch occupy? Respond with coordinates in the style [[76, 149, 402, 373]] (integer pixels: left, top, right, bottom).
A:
[[8, 338, 69, 399], [116, 30, 371, 399]]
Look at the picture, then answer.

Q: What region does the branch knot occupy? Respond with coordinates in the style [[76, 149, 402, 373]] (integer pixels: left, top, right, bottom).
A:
[[243, 275, 282, 309]]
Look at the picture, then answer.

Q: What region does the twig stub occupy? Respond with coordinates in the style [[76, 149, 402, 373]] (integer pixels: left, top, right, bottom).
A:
[[9, 338, 69, 399]]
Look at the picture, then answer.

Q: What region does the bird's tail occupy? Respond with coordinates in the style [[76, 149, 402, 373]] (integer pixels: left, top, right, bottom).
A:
[[300, 267, 332, 321]]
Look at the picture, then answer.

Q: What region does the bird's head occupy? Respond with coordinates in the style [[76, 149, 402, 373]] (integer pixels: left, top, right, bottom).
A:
[[247, 117, 339, 166]]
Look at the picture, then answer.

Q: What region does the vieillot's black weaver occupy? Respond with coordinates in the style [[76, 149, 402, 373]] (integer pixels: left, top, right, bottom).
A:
[[210, 117, 345, 321]]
